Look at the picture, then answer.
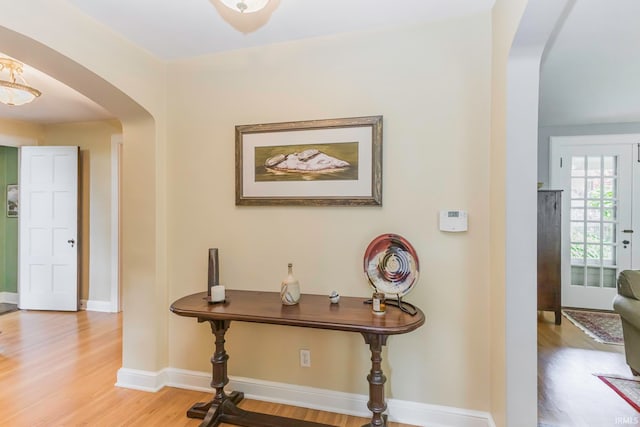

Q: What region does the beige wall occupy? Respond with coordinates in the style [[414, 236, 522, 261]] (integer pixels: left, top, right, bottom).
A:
[[0, 118, 43, 144], [167, 12, 492, 410], [490, 1, 529, 426], [43, 120, 122, 302]]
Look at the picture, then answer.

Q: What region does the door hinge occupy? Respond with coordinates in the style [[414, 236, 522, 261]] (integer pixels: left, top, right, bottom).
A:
[[560, 157, 563, 168]]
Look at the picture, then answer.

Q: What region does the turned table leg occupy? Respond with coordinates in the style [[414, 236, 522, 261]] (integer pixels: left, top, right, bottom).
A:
[[187, 319, 244, 424], [361, 333, 389, 427]]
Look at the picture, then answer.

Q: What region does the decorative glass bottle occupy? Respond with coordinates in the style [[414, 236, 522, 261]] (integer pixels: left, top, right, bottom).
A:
[[280, 263, 301, 305]]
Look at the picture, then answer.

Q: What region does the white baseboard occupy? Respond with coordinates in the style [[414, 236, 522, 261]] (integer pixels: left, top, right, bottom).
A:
[[116, 367, 494, 427], [115, 368, 168, 392], [2, 294, 115, 313], [0, 292, 18, 304], [80, 299, 113, 313]]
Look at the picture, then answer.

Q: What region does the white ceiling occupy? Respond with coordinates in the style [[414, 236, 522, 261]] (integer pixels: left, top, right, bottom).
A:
[[539, 0, 640, 127], [2, 0, 639, 128], [67, 0, 494, 60]]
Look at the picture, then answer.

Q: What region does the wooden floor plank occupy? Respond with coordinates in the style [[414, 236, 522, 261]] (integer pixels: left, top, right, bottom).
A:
[[0, 310, 416, 427]]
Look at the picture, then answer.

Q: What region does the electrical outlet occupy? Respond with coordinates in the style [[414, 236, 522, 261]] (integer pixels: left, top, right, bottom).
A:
[[299, 349, 311, 367]]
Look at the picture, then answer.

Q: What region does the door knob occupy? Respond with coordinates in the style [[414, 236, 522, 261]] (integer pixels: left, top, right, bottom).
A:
[[623, 239, 630, 248], [67, 239, 75, 248]]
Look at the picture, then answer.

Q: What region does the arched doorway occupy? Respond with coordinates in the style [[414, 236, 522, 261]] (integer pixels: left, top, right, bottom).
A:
[[0, 23, 166, 376]]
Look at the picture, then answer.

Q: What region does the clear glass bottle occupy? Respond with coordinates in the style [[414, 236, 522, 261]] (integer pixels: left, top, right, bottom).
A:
[[372, 291, 386, 315], [280, 263, 301, 305]]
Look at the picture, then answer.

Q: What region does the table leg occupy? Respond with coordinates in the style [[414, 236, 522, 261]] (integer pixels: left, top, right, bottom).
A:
[[361, 333, 389, 427], [187, 319, 245, 424], [186, 318, 336, 427]]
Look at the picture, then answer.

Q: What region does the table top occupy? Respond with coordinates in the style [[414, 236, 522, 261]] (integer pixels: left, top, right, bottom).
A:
[[170, 290, 425, 335]]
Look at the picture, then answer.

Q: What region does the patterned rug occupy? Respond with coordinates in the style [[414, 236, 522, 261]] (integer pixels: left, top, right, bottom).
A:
[[562, 309, 623, 345], [596, 374, 640, 411]]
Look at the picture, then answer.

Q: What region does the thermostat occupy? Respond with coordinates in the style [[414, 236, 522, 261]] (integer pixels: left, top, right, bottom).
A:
[[439, 210, 468, 232]]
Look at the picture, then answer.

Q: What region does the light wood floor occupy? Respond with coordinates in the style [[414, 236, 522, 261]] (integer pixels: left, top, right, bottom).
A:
[[538, 311, 639, 426], [0, 310, 416, 427]]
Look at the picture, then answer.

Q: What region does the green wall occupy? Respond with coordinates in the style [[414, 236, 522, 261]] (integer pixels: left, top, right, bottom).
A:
[[0, 146, 18, 293]]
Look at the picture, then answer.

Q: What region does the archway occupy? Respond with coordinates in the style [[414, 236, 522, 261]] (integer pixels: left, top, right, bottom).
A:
[[0, 24, 166, 374], [504, 0, 573, 425]]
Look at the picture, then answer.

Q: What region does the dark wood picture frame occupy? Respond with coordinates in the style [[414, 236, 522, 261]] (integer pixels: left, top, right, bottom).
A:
[[235, 116, 382, 206]]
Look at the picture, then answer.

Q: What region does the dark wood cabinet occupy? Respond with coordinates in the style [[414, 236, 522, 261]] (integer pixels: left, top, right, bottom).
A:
[[538, 190, 562, 325]]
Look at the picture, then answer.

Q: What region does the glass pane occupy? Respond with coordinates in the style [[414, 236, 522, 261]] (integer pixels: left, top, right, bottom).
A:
[[587, 200, 601, 208], [586, 244, 601, 263], [602, 223, 615, 243], [586, 209, 601, 221], [603, 178, 615, 199], [571, 178, 585, 198], [571, 222, 584, 242], [571, 265, 585, 286], [586, 266, 601, 287], [571, 243, 585, 262], [586, 223, 600, 242], [602, 245, 615, 266], [603, 156, 616, 176], [571, 208, 584, 220], [587, 178, 601, 198], [603, 200, 615, 208], [587, 156, 601, 177], [603, 268, 617, 288], [572, 156, 586, 176], [603, 208, 616, 221]]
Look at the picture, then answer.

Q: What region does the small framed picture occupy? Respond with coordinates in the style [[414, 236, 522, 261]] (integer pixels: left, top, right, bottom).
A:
[[7, 184, 18, 218]]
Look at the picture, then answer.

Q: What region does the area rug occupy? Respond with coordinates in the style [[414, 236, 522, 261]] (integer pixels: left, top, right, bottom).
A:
[[562, 309, 623, 345], [596, 374, 640, 412]]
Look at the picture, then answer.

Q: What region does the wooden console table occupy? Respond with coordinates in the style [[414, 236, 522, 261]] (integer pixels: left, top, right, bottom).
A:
[[170, 290, 425, 427]]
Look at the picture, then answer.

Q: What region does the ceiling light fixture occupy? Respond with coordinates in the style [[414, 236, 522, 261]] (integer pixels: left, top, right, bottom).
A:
[[219, 0, 270, 13], [0, 57, 41, 106]]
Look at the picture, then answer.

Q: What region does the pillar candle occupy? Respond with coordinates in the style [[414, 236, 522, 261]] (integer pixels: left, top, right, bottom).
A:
[[211, 285, 225, 302]]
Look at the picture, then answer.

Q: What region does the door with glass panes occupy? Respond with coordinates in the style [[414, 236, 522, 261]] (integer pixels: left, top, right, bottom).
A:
[[550, 135, 637, 310]]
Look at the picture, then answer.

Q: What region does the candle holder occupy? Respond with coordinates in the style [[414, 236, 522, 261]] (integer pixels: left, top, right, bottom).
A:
[[206, 248, 228, 304]]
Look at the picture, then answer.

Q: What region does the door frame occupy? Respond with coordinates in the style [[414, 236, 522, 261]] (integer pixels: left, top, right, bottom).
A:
[[0, 135, 36, 304], [550, 134, 638, 309], [111, 134, 122, 313], [0, 134, 122, 312]]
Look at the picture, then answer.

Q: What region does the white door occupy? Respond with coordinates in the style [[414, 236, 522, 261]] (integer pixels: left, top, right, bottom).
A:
[[550, 135, 637, 310], [19, 146, 79, 311]]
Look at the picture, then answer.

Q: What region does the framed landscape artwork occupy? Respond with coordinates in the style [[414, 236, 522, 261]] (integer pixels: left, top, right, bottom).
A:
[[6, 184, 18, 218], [235, 116, 382, 206]]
